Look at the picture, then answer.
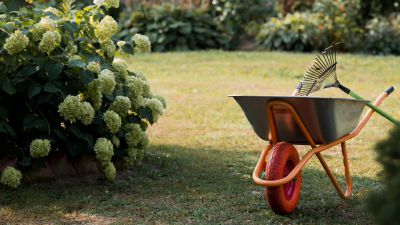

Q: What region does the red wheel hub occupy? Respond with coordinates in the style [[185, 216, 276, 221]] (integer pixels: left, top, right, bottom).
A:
[[283, 158, 296, 200]]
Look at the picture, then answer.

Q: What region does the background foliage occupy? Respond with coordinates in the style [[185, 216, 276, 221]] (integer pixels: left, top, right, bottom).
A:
[[119, 4, 228, 52]]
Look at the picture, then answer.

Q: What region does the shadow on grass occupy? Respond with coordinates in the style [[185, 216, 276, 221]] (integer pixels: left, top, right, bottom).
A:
[[0, 143, 377, 224]]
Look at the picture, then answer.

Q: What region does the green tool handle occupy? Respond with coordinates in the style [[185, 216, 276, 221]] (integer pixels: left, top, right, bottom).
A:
[[349, 90, 400, 127]]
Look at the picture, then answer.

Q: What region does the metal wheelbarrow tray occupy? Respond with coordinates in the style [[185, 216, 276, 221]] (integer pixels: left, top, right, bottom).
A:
[[229, 95, 370, 144], [228, 89, 394, 214]]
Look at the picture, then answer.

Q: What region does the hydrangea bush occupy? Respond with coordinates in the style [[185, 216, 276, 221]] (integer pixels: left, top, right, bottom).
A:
[[0, 0, 166, 187]]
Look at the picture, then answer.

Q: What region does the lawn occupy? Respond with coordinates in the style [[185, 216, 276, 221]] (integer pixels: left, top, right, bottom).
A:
[[1, 51, 399, 224]]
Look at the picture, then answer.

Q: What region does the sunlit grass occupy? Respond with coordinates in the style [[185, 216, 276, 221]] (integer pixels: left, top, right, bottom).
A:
[[1, 51, 399, 224]]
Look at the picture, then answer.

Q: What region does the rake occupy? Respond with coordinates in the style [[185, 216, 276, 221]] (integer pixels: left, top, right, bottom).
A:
[[294, 42, 400, 127]]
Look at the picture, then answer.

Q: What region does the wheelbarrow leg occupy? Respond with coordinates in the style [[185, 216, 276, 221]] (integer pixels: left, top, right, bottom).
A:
[[315, 142, 351, 199]]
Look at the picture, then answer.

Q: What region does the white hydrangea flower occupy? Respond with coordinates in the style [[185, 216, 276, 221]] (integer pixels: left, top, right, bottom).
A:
[[53, 30, 61, 43], [112, 58, 128, 79], [99, 39, 116, 58], [0, 167, 22, 188], [87, 61, 100, 74], [103, 110, 121, 134], [94, 138, 114, 162], [125, 76, 142, 98], [32, 17, 56, 41], [154, 94, 167, 109], [113, 58, 127, 67], [79, 101, 95, 125], [124, 123, 142, 147], [122, 146, 140, 165], [4, 30, 29, 55], [93, 0, 104, 6], [104, 0, 119, 9], [30, 139, 51, 158], [58, 95, 83, 123], [144, 98, 164, 122], [117, 41, 125, 47], [98, 69, 116, 94], [140, 80, 151, 97], [94, 16, 118, 41], [137, 132, 149, 150], [111, 135, 120, 148], [132, 33, 151, 53], [110, 96, 131, 118], [129, 95, 144, 112], [69, 55, 82, 61], [66, 42, 77, 55], [103, 161, 116, 180], [135, 70, 147, 81], [38, 30, 57, 53], [84, 80, 103, 110], [44, 7, 60, 16]]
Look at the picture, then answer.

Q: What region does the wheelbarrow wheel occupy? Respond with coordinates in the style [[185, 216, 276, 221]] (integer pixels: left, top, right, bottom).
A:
[[265, 142, 301, 214]]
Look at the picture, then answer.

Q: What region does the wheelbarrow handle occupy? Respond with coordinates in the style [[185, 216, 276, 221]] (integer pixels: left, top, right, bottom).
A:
[[291, 82, 302, 96]]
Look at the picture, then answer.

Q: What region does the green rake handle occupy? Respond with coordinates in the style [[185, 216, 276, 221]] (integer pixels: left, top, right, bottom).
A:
[[348, 88, 400, 127]]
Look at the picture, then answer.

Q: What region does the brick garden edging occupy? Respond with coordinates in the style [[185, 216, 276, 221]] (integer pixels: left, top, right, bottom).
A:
[[0, 153, 124, 185]]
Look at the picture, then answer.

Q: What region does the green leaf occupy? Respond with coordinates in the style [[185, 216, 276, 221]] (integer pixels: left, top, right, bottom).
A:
[[18, 64, 38, 77], [0, 2, 8, 11], [2, 0, 23, 12], [13, 19, 21, 25], [121, 44, 134, 55], [46, 61, 64, 80], [0, 123, 8, 134], [79, 68, 94, 85], [81, 51, 100, 62], [69, 123, 85, 139], [3, 54, 17, 67], [68, 60, 86, 67], [128, 114, 141, 124], [21, 51, 37, 61], [104, 94, 115, 102], [1, 121, 16, 137], [1, 22, 14, 33], [118, 127, 126, 138], [19, 157, 32, 166], [85, 133, 94, 149], [0, 106, 9, 118], [54, 127, 68, 141], [44, 82, 60, 93], [139, 107, 153, 125], [37, 93, 52, 105], [44, 11, 59, 20], [23, 114, 37, 128], [92, 114, 102, 124], [12, 76, 25, 85], [2, 79, 17, 95], [32, 119, 47, 131], [28, 85, 41, 99]]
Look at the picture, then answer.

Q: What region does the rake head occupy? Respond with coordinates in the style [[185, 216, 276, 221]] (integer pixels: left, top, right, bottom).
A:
[[297, 43, 341, 96]]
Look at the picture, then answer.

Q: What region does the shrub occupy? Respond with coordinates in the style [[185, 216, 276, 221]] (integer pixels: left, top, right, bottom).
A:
[[256, 0, 363, 51], [255, 12, 323, 52], [363, 15, 400, 55], [0, 0, 166, 187], [119, 4, 228, 52], [209, 0, 278, 49], [366, 127, 400, 224]]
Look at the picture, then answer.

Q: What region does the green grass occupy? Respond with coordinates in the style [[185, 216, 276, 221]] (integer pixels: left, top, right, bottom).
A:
[[1, 51, 400, 224]]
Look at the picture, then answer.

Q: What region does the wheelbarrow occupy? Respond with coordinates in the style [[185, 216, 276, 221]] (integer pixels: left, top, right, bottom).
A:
[[229, 86, 395, 214]]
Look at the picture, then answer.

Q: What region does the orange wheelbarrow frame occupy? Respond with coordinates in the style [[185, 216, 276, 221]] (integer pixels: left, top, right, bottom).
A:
[[252, 90, 390, 199]]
